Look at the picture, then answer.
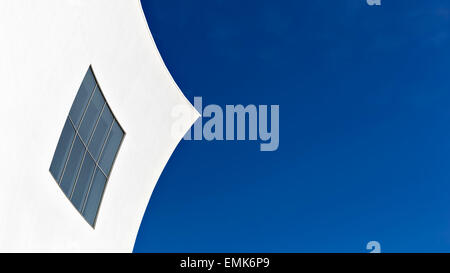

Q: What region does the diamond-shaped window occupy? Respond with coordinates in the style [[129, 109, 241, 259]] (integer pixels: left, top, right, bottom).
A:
[[50, 66, 125, 227]]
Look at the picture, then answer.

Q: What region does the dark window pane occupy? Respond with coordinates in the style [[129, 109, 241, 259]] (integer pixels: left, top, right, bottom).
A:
[[89, 106, 113, 161], [71, 153, 96, 211], [49, 66, 124, 228], [50, 119, 75, 182], [60, 136, 85, 197], [83, 168, 106, 226], [69, 67, 96, 128], [99, 121, 124, 176], [78, 86, 105, 143]]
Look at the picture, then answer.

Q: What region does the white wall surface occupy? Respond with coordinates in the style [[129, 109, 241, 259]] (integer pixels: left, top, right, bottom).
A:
[[0, 0, 198, 252]]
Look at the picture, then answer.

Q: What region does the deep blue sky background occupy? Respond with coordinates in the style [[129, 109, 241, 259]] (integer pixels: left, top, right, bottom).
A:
[[134, 0, 450, 252]]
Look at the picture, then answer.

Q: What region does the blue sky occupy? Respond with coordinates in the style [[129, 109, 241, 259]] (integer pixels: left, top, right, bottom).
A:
[[134, 0, 450, 252]]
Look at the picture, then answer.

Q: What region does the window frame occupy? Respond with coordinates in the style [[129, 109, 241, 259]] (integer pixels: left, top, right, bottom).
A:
[[49, 65, 126, 228]]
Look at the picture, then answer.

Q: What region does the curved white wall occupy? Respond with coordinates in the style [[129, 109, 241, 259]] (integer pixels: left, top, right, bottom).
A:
[[0, 0, 198, 252]]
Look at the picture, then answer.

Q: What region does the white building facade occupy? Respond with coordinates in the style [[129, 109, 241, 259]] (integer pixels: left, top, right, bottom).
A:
[[0, 0, 198, 252]]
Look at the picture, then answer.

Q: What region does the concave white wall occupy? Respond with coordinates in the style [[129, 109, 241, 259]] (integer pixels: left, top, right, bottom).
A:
[[0, 0, 198, 252]]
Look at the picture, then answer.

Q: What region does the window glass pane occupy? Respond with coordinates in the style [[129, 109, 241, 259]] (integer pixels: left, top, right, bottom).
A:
[[49, 66, 124, 227], [71, 153, 96, 211], [89, 106, 113, 161], [78, 86, 105, 143], [50, 119, 75, 182], [99, 121, 124, 176], [60, 136, 85, 197], [83, 168, 106, 226], [69, 67, 96, 128]]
